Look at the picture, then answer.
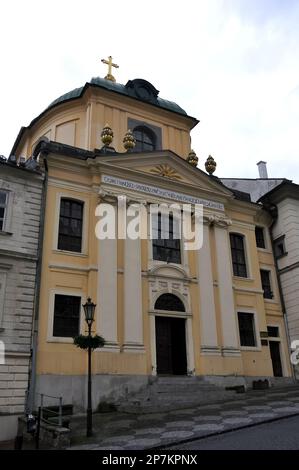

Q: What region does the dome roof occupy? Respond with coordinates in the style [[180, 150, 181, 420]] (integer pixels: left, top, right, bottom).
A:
[[48, 77, 187, 116]]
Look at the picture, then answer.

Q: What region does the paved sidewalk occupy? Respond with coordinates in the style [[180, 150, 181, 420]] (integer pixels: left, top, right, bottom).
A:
[[69, 385, 299, 450]]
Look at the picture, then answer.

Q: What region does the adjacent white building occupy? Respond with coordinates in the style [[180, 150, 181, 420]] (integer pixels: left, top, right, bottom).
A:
[[223, 163, 299, 379], [0, 155, 43, 440]]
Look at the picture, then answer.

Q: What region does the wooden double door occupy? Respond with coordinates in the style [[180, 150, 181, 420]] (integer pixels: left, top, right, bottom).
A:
[[155, 316, 187, 375]]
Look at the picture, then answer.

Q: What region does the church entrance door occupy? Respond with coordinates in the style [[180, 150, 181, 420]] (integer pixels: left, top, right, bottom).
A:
[[155, 316, 187, 375]]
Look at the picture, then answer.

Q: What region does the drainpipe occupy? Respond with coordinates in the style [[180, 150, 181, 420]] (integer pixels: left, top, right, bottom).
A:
[[26, 152, 49, 413], [265, 202, 296, 382]]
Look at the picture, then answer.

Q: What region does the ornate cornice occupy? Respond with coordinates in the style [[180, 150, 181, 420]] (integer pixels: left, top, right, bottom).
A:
[[203, 214, 232, 227]]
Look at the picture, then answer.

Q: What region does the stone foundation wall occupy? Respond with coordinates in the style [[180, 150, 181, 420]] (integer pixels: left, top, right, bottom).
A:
[[36, 374, 151, 412]]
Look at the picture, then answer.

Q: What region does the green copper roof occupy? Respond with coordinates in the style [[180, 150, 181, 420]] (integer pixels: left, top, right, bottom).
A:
[[48, 76, 187, 116]]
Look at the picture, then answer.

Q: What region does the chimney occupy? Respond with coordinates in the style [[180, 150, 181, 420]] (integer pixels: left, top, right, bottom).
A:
[[257, 161, 268, 179]]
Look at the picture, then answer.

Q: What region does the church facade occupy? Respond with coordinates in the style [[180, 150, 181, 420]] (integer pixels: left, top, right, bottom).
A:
[[11, 65, 293, 412]]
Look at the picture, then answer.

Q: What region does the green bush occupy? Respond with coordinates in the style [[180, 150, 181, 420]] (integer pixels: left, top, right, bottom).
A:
[[73, 334, 105, 351]]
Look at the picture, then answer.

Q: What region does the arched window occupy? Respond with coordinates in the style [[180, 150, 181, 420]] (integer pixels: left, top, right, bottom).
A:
[[133, 126, 156, 152], [154, 293, 185, 312], [230, 233, 248, 278]]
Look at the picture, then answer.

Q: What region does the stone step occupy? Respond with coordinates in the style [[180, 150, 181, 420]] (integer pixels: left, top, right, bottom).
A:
[[156, 376, 205, 384], [153, 383, 217, 393], [117, 378, 237, 413], [119, 392, 235, 414]]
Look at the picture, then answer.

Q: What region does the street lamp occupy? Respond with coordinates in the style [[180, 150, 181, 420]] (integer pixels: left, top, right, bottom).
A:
[[83, 297, 96, 437]]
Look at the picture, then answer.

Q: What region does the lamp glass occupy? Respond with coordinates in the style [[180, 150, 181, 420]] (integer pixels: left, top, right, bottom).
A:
[[83, 297, 96, 323]]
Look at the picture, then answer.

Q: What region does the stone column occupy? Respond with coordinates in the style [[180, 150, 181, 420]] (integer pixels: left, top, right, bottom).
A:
[[97, 201, 118, 350], [214, 219, 240, 356], [123, 236, 144, 352], [198, 221, 220, 355]]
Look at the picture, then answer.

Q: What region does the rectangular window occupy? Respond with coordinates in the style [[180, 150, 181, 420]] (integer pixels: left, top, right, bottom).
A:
[[53, 294, 81, 338], [273, 236, 287, 258], [238, 312, 256, 347], [230, 233, 247, 277], [58, 199, 83, 253], [255, 226, 265, 249], [260, 269, 273, 299], [152, 213, 181, 264], [267, 326, 279, 338], [0, 191, 8, 231]]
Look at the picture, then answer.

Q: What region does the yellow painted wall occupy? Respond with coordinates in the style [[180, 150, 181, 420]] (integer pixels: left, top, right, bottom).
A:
[[28, 83, 291, 381], [16, 87, 193, 159], [36, 169, 292, 379]]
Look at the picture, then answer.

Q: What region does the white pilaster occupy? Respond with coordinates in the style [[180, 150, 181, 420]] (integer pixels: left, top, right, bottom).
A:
[[97, 236, 118, 351], [214, 224, 240, 356], [186, 317, 195, 373], [198, 223, 220, 355], [123, 237, 144, 352]]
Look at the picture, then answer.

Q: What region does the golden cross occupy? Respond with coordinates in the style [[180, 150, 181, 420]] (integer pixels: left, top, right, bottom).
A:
[[101, 56, 119, 82]]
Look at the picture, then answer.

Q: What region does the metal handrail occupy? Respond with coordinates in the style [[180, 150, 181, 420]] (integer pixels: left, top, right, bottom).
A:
[[39, 393, 63, 427]]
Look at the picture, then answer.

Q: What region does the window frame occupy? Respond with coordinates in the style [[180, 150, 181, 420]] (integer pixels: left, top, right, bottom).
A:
[[47, 289, 85, 343], [0, 269, 9, 329], [53, 193, 89, 256], [128, 118, 162, 151], [237, 310, 261, 350], [230, 232, 248, 278], [267, 325, 279, 338], [57, 198, 84, 253], [0, 190, 10, 233], [133, 125, 156, 152], [255, 226, 266, 249], [273, 235, 287, 259], [260, 269, 273, 300], [154, 293, 185, 312], [151, 211, 182, 265]]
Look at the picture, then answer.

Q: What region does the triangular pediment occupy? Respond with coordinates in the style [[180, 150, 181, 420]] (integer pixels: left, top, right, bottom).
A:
[[96, 150, 233, 201]]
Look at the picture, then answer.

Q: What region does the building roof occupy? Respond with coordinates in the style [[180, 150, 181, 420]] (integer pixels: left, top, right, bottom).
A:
[[258, 179, 299, 203], [221, 177, 287, 202], [0, 155, 41, 175], [48, 77, 189, 117], [10, 77, 198, 157]]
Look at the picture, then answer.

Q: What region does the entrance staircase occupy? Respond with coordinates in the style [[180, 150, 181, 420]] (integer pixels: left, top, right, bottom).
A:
[[117, 376, 238, 413]]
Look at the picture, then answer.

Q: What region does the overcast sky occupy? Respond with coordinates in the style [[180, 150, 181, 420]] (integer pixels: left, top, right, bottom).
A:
[[1, 0, 299, 180]]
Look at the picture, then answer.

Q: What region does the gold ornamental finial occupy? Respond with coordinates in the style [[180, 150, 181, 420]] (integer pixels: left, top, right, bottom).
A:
[[205, 155, 217, 175], [101, 56, 119, 82], [123, 129, 136, 151], [101, 124, 114, 146], [187, 149, 198, 167]]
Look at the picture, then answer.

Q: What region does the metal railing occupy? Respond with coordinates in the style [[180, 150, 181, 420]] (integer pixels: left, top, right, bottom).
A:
[[39, 393, 63, 427], [35, 393, 63, 449]]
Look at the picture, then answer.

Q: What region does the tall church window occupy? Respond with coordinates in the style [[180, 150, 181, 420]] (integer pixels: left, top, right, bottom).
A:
[[0, 191, 8, 231], [53, 294, 81, 338], [152, 212, 181, 264], [58, 199, 84, 253], [238, 312, 256, 347], [133, 126, 156, 152], [230, 233, 248, 278]]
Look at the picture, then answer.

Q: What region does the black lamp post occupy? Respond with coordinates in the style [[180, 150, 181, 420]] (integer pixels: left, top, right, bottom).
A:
[[83, 297, 96, 437]]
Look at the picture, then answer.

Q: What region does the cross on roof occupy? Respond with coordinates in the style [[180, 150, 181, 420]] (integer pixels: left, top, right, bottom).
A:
[[101, 56, 119, 82]]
